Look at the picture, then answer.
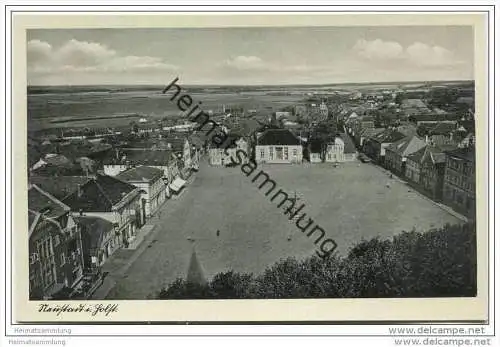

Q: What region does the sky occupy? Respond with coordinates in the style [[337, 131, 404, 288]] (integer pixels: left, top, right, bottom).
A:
[[26, 26, 474, 86]]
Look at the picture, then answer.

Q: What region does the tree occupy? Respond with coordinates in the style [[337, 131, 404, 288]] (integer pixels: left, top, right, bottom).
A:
[[157, 223, 476, 299]]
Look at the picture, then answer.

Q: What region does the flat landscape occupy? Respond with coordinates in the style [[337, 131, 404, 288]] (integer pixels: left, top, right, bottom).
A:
[[27, 88, 305, 131], [106, 159, 462, 300]]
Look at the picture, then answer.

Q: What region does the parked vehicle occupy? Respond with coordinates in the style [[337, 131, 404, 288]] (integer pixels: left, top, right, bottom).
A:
[[359, 153, 372, 163]]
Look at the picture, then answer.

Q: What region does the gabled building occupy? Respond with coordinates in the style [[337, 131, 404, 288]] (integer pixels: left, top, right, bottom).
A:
[[384, 135, 427, 175], [74, 216, 114, 268], [443, 147, 476, 218], [102, 149, 179, 190], [356, 127, 385, 148], [363, 129, 406, 163], [209, 134, 249, 166], [62, 174, 143, 249], [420, 145, 457, 200], [28, 184, 84, 300], [309, 133, 357, 163], [255, 129, 303, 164], [117, 166, 166, 219]]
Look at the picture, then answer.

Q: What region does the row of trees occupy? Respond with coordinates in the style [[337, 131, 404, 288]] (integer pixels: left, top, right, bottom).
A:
[[158, 223, 476, 299]]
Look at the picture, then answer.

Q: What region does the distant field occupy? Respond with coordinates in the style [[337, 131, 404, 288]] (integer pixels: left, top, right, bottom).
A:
[[27, 89, 304, 131]]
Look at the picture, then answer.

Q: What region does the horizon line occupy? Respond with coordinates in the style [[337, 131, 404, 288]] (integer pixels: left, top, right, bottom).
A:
[[27, 79, 475, 89]]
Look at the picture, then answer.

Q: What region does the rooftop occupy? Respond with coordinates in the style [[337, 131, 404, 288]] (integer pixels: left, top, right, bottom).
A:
[[370, 129, 406, 144], [28, 184, 70, 221], [29, 175, 90, 201], [117, 165, 164, 183], [339, 133, 357, 154], [63, 174, 139, 212], [445, 147, 475, 162], [103, 148, 176, 166], [386, 135, 426, 156], [257, 129, 301, 146]]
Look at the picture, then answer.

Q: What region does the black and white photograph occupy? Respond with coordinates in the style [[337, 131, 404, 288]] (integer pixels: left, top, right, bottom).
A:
[[25, 24, 479, 303]]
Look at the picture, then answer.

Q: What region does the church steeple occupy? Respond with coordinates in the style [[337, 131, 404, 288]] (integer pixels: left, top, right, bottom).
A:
[[186, 245, 207, 286]]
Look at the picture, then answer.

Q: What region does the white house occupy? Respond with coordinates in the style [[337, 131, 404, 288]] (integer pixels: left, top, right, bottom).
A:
[[116, 166, 166, 219], [209, 137, 249, 166], [102, 148, 179, 197], [255, 129, 303, 164], [309, 133, 357, 163]]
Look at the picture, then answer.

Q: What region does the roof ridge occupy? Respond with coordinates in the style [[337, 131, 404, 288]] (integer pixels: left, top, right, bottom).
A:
[[30, 184, 71, 212], [92, 178, 115, 207]]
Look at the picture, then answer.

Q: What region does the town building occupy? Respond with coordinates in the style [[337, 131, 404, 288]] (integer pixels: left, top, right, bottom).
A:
[[102, 148, 179, 196], [209, 136, 249, 166], [255, 129, 303, 164], [62, 174, 143, 249], [117, 166, 166, 219], [363, 129, 406, 163], [28, 184, 84, 300], [356, 127, 385, 148], [384, 135, 427, 175], [443, 147, 476, 217], [74, 215, 114, 268], [309, 133, 357, 163]]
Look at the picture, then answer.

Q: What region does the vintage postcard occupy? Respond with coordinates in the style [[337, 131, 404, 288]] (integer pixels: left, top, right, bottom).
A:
[[10, 12, 489, 323]]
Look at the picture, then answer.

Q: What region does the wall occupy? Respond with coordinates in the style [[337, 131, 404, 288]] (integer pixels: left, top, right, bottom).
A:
[[255, 145, 303, 164]]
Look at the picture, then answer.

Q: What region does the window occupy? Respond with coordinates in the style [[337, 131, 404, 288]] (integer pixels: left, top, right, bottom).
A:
[[284, 147, 289, 160], [269, 147, 274, 160], [260, 149, 265, 159], [292, 149, 298, 157]]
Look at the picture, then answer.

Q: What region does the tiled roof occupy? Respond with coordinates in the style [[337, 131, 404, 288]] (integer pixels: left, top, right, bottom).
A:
[[257, 129, 301, 146], [445, 147, 475, 162], [406, 146, 427, 164], [430, 122, 456, 135], [370, 129, 406, 144], [117, 166, 164, 182], [361, 127, 385, 137], [42, 154, 74, 168], [103, 149, 176, 166], [28, 184, 69, 220], [386, 135, 426, 156], [62, 174, 139, 212], [29, 175, 90, 201]]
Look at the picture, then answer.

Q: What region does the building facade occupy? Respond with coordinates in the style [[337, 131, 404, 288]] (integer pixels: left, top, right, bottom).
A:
[[255, 129, 303, 164], [62, 174, 143, 249], [117, 166, 166, 219], [209, 138, 249, 166], [443, 147, 476, 217], [29, 184, 85, 300]]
